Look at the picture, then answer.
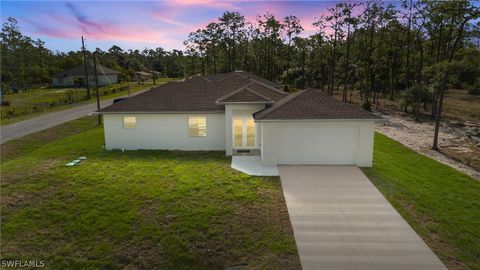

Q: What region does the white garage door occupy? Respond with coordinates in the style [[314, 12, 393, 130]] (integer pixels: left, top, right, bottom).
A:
[[276, 124, 359, 165]]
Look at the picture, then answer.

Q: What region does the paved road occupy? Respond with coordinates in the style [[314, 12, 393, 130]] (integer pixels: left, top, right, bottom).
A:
[[279, 165, 446, 270], [1, 89, 150, 144]]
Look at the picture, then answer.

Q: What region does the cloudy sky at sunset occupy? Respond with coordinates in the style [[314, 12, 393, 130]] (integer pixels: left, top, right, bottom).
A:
[[3, 1, 366, 52]]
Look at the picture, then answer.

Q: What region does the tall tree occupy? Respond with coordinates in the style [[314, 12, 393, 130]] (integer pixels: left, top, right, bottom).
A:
[[283, 15, 303, 86]]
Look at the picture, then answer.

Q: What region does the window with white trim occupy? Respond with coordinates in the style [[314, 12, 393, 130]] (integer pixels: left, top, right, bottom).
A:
[[188, 116, 206, 137], [123, 116, 136, 129]]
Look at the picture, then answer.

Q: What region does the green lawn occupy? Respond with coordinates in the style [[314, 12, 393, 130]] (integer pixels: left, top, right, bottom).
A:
[[0, 78, 177, 126], [2, 121, 479, 269], [0, 116, 99, 162], [0, 118, 300, 269], [363, 133, 480, 270]]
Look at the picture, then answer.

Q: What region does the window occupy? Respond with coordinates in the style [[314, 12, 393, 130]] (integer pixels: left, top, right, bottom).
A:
[[188, 116, 206, 137], [123, 116, 136, 129], [233, 118, 243, 147]]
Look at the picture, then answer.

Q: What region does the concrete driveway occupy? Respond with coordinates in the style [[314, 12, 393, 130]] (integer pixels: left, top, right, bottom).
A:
[[279, 166, 446, 270]]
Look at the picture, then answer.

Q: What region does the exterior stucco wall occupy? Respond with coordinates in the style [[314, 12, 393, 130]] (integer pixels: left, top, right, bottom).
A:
[[103, 113, 226, 151], [259, 121, 376, 167], [224, 104, 265, 156]]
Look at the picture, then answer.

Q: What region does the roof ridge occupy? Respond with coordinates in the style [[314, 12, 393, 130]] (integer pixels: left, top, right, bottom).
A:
[[234, 72, 286, 94], [244, 87, 273, 101], [217, 72, 245, 82], [254, 89, 311, 119], [215, 82, 256, 103]]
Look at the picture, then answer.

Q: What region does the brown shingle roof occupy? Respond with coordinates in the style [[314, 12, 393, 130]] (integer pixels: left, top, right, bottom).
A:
[[217, 86, 274, 103], [254, 89, 382, 120], [100, 73, 287, 113], [247, 82, 288, 101], [99, 74, 263, 113]]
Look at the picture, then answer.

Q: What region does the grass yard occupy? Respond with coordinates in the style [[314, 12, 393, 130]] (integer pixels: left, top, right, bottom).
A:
[[0, 78, 177, 126], [0, 118, 300, 269], [363, 133, 480, 270], [0, 116, 99, 162]]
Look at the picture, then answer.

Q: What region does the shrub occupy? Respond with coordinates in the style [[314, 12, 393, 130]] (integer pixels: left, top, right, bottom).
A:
[[6, 108, 15, 117], [65, 90, 75, 104], [32, 105, 41, 112], [468, 81, 480, 95], [468, 88, 480, 95], [402, 85, 432, 113]]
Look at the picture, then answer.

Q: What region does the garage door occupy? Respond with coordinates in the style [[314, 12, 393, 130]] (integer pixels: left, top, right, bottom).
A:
[[276, 124, 359, 165]]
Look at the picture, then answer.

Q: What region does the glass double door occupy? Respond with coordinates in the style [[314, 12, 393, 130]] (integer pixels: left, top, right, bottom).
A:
[[233, 116, 256, 148]]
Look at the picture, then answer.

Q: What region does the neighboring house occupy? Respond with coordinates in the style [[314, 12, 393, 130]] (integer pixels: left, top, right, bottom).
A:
[[134, 71, 152, 81], [52, 63, 120, 87], [99, 71, 383, 167]]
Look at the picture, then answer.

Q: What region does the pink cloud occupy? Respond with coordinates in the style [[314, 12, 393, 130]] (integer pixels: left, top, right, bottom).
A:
[[163, 0, 239, 10], [22, 11, 179, 49]]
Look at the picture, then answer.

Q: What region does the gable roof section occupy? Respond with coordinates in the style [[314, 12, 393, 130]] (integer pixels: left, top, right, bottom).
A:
[[216, 85, 274, 104], [99, 75, 253, 113], [254, 89, 382, 120], [247, 82, 288, 101], [53, 63, 120, 78], [215, 80, 287, 103]]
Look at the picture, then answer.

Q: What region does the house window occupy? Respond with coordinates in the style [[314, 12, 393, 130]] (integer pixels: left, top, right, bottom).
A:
[[188, 116, 206, 137], [123, 116, 136, 129]]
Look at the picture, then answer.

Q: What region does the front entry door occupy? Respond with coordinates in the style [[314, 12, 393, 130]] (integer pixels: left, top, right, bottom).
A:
[[233, 116, 256, 148]]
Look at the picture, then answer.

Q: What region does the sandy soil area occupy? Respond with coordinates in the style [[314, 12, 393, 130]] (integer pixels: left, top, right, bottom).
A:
[[376, 115, 480, 180]]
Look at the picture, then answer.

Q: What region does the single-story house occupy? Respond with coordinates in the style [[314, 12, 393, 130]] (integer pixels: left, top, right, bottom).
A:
[[134, 71, 152, 81], [52, 63, 119, 87], [98, 71, 383, 167]]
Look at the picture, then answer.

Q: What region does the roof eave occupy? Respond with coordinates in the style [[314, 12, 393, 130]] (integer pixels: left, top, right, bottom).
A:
[[254, 118, 386, 123], [97, 110, 225, 114], [215, 101, 274, 105]]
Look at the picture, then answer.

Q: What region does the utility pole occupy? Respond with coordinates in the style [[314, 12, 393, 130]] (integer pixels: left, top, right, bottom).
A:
[[81, 36, 91, 99], [93, 52, 102, 125], [152, 66, 156, 85]]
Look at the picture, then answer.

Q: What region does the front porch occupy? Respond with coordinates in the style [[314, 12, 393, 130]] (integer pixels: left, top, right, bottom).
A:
[[231, 155, 279, 176]]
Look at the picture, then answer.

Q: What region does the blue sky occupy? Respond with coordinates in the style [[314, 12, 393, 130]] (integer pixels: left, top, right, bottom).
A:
[[0, 0, 347, 52], [2, 0, 459, 52]]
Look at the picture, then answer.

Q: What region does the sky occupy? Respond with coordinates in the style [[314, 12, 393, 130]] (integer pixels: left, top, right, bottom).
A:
[[1, 0, 391, 52]]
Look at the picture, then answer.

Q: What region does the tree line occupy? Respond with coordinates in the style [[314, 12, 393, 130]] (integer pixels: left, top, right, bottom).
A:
[[0, 17, 186, 90], [184, 0, 479, 105]]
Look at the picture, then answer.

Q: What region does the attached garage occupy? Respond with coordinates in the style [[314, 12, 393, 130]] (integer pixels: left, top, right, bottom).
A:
[[276, 123, 359, 165], [259, 121, 376, 166], [254, 89, 382, 167]]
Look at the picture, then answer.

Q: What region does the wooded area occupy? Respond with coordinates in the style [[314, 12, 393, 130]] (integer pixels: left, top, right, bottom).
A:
[[1, 0, 479, 147]]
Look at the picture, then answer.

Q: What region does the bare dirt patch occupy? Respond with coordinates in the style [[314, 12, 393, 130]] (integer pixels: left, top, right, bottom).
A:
[[376, 114, 480, 180]]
